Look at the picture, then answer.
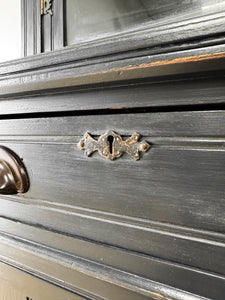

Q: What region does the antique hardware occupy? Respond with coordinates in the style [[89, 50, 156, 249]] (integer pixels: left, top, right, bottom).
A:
[[41, 0, 53, 15], [0, 146, 29, 194], [79, 131, 150, 161]]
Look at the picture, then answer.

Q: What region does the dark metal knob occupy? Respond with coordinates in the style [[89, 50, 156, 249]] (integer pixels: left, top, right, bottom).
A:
[[0, 146, 29, 194]]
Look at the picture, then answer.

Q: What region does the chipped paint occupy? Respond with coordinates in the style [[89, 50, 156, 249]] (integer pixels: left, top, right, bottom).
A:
[[121, 51, 225, 70], [1, 51, 225, 95], [150, 291, 173, 300], [92, 51, 225, 76], [108, 106, 129, 110], [76, 51, 225, 88]]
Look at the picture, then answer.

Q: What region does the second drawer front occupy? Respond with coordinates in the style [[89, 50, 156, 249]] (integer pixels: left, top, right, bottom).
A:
[[0, 110, 225, 275]]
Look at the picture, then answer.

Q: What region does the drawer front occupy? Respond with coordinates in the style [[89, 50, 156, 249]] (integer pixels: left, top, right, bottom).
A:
[[0, 111, 225, 230], [0, 110, 225, 299], [0, 262, 84, 300]]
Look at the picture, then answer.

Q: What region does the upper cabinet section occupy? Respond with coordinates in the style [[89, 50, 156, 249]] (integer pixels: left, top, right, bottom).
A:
[[65, 0, 225, 46], [20, 0, 225, 58], [1, 0, 225, 93], [1, 0, 225, 63], [0, 0, 21, 63]]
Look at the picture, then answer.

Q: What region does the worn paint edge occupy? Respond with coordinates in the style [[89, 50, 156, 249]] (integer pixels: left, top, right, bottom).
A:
[[1, 50, 225, 96], [0, 235, 210, 300]]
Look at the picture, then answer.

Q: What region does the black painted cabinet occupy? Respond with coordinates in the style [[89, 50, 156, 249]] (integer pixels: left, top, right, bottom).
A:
[[0, 1, 225, 299]]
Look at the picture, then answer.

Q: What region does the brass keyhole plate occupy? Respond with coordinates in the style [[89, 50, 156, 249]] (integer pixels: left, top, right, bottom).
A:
[[79, 131, 150, 161]]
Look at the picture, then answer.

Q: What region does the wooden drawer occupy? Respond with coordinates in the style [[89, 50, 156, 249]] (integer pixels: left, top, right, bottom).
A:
[[0, 111, 225, 229], [0, 110, 225, 299], [0, 262, 83, 300]]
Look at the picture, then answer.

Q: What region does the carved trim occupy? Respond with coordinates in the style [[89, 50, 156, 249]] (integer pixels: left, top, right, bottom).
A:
[[41, 0, 53, 15]]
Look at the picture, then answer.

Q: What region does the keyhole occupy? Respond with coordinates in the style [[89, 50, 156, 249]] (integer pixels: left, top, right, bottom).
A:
[[107, 135, 114, 154]]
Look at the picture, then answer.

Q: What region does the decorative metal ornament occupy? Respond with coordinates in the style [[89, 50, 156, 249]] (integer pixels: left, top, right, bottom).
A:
[[79, 131, 150, 161], [41, 0, 53, 15]]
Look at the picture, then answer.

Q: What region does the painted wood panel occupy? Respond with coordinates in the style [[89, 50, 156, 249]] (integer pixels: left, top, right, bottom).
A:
[[0, 262, 84, 300]]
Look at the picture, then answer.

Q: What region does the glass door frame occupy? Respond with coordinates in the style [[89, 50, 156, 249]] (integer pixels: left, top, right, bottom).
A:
[[22, 0, 64, 56]]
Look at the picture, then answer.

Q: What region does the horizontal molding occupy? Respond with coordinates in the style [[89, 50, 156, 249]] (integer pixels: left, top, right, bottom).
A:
[[1, 12, 225, 75], [2, 194, 225, 245], [1, 196, 225, 277], [0, 230, 218, 300], [0, 111, 225, 137], [0, 261, 84, 300], [0, 136, 224, 233], [0, 78, 225, 115], [0, 136, 224, 153], [0, 44, 225, 96]]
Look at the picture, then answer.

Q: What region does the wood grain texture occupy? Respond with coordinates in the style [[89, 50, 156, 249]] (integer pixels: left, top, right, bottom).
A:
[[1, 44, 225, 96], [0, 110, 225, 136], [0, 103, 224, 298], [1, 16, 225, 75], [1, 142, 224, 233], [0, 262, 84, 300], [1, 78, 225, 115], [42, 14, 52, 53], [1, 183, 225, 276], [0, 111, 224, 280], [21, 0, 41, 57], [0, 231, 218, 300], [0, 218, 223, 300], [2, 5, 225, 299], [52, 0, 64, 50]]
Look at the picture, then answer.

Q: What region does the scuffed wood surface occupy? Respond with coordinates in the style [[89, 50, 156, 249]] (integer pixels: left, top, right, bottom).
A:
[[0, 262, 83, 300]]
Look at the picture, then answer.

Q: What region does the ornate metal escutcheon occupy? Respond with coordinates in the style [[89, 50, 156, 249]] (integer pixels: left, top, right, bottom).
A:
[[79, 131, 150, 161]]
